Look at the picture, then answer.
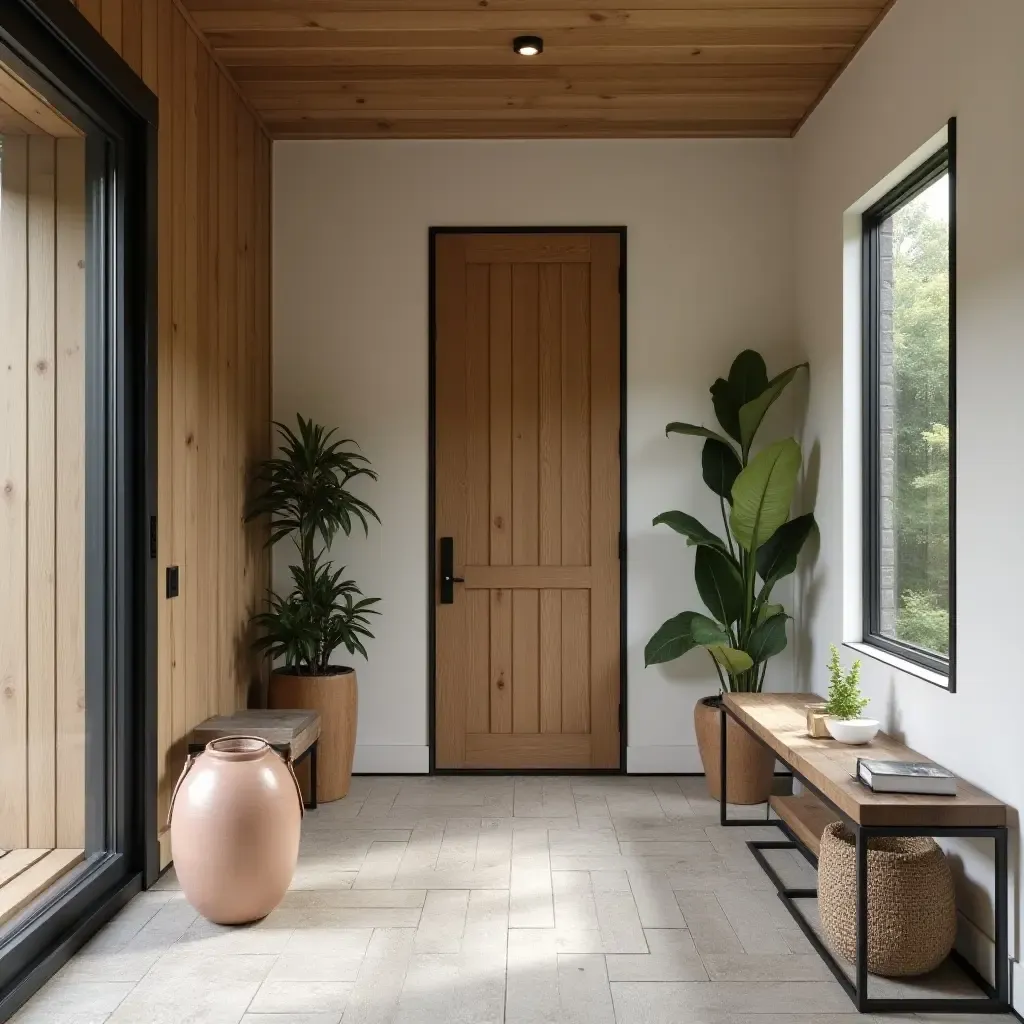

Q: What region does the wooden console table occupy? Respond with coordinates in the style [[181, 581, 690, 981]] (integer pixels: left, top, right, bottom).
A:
[[720, 692, 1009, 1015]]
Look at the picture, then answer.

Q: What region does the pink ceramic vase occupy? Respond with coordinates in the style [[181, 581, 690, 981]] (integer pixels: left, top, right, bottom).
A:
[[169, 736, 303, 924]]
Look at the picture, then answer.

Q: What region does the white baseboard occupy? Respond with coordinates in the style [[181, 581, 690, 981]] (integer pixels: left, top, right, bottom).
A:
[[626, 745, 704, 774], [353, 745, 429, 774], [950, 905, 1020, 1012], [956, 911, 994, 985]]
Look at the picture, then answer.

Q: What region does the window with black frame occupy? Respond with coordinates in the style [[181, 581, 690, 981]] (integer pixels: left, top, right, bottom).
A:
[[0, 0, 155, 1016], [862, 127, 955, 682]]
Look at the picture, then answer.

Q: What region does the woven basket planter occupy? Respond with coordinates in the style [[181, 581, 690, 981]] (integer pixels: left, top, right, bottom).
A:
[[818, 821, 956, 977]]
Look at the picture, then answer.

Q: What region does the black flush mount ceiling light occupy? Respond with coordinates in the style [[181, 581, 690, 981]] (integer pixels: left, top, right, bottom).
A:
[[513, 35, 544, 56]]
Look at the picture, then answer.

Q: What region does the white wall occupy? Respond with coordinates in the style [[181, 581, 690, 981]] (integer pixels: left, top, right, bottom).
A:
[[273, 139, 796, 774], [794, 0, 1024, 1002]]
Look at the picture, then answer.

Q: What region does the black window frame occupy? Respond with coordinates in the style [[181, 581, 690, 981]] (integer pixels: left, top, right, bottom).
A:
[[861, 119, 956, 686], [0, 0, 157, 1017]]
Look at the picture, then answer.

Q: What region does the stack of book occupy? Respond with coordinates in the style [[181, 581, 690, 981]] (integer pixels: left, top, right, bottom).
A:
[[855, 758, 957, 796]]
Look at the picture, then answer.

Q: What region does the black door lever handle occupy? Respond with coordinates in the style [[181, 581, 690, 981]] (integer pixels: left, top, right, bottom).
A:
[[439, 537, 463, 603]]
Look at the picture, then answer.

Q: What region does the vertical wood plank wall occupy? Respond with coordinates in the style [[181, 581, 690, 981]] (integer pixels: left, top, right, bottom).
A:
[[0, 135, 87, 851], [68, 0, 273, 863]]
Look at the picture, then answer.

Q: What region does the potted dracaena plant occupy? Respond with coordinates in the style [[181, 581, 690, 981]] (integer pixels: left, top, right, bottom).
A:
[[645, 350, 816, 804], [246, 415, 380, 802]]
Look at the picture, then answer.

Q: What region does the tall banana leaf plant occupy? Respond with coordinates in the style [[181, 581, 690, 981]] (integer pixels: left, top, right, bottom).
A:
[[645, 350, 815, 693]]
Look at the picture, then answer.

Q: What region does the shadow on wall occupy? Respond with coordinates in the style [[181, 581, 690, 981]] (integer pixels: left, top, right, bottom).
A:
[[796, 437, 823, 692]]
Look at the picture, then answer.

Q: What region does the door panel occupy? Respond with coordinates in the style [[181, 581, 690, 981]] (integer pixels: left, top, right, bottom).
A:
[[434, 231, 621, 770]]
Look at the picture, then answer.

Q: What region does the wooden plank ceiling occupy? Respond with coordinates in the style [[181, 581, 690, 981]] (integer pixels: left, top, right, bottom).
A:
[[181, 0, 892, 139]]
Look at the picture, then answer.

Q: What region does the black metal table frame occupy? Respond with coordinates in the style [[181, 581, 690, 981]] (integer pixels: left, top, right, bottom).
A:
[[718, 701, 1010, 1015], [188, 738, 319, 812]]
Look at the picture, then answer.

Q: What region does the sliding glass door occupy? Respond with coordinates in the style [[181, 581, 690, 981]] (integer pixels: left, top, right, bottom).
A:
[[0, 0, 155, 1015]]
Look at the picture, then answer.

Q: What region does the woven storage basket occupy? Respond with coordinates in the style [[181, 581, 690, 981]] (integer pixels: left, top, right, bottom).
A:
[[818, 821, 956, 977]]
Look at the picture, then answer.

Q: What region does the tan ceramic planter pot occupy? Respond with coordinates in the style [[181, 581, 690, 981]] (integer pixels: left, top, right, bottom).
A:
[[694, 695, 775, 805], [268, 667, 357, 802], [169, 736, 303, 924]]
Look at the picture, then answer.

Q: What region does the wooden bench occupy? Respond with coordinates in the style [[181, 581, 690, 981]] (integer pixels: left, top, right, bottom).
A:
[[720, 692, 1009, 1015], [188, 710, 321, 810]]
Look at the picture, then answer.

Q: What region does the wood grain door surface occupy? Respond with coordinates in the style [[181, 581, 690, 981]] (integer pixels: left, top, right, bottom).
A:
[[434, 231, 621, 770]]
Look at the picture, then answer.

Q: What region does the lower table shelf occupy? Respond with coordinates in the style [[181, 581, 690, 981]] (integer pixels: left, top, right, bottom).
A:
[[769, 791, 836, 857]]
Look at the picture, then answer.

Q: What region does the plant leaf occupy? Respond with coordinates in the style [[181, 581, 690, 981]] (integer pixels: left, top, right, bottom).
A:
[[707, 645, 754, 675], [728, 349, 770, 407], [707, 350, 769, 445], [701, 439, 742, 503], [665, 422, 735, 449], [729, 438, 802, 552], [737, 362, 808, 455], [756, 512, 817, 585], [694, 546, 745, 625], [710, 378, 740, 442], [757, 602, 784, 625], [644, 611, 729, 666], [745, 612, 790, 663], [652, 511, 727, 551]]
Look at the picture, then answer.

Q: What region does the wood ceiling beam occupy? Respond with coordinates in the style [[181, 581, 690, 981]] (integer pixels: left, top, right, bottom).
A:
[[193, 9, 879, 32], [267, 116, 796, 137], [230, 61, 835, 82], [220, 45, 852, 67], [207, 28, 868, 49], [188, 0, 885, 11], [244, 79, 824, 100], [252, 96, 813, 118], [257, 97, 810, 117]]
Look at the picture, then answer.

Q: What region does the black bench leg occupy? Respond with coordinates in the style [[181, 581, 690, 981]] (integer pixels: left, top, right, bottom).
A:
[[307, 740, 318, 811]]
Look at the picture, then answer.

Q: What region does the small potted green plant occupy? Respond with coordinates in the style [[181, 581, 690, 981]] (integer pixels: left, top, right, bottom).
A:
[[246, 415, 380, 801], [822, 645, 878, 744]]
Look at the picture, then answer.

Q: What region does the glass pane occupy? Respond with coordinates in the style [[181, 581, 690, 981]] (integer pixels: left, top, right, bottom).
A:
[[0, 62, 88, 926], [878, 174, 950, 656]]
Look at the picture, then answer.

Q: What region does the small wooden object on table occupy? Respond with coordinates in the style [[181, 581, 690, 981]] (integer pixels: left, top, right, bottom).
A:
[[719, 692, 1009, 1015], [805, 702, 831, 739], [188, 710, 321, 810]]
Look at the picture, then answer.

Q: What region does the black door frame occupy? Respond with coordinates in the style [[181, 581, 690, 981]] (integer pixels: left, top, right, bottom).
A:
[[0, 0, 157, 1017], [427, 226, 628, 775]]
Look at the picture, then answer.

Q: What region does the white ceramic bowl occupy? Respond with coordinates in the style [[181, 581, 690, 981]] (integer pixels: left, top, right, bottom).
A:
[[824, 717, 880, 745]]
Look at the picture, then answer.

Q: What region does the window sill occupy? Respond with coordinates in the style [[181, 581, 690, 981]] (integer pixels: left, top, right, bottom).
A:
[[843, 641, 950, 690]]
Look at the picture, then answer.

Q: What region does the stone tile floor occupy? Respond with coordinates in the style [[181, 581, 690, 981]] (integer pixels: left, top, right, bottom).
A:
[[12, 775, 1015, 1023]]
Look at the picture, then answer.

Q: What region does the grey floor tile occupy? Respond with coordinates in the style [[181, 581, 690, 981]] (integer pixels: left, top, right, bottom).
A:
[[509, 827, 554, 927], [278, 888, 424, 909], [715, 887, 796, 955], [106, 951, 275, 1023], [352, 840, 407, 888], [557, 953, 615, 1024], [552, 870, 599, 931], [626, 867, 687, 928], [702, 952, 835, 981], [341, 927, 415, 1024], [591, 870, 647, 953], [606, 927, 708, 981], [10, 981, 133, 1024], [240, 1015, 342, 1024], [506, 928, 560, 1024], [415, 888, 469, 952], [394, 953, 460, 1023], [674, 891, 745, 956], [611, 980, 856, 1017], [248, 980, 352, 1015]]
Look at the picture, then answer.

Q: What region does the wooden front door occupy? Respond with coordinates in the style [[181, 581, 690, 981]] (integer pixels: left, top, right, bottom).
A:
[[433, 231, 622, 770]]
